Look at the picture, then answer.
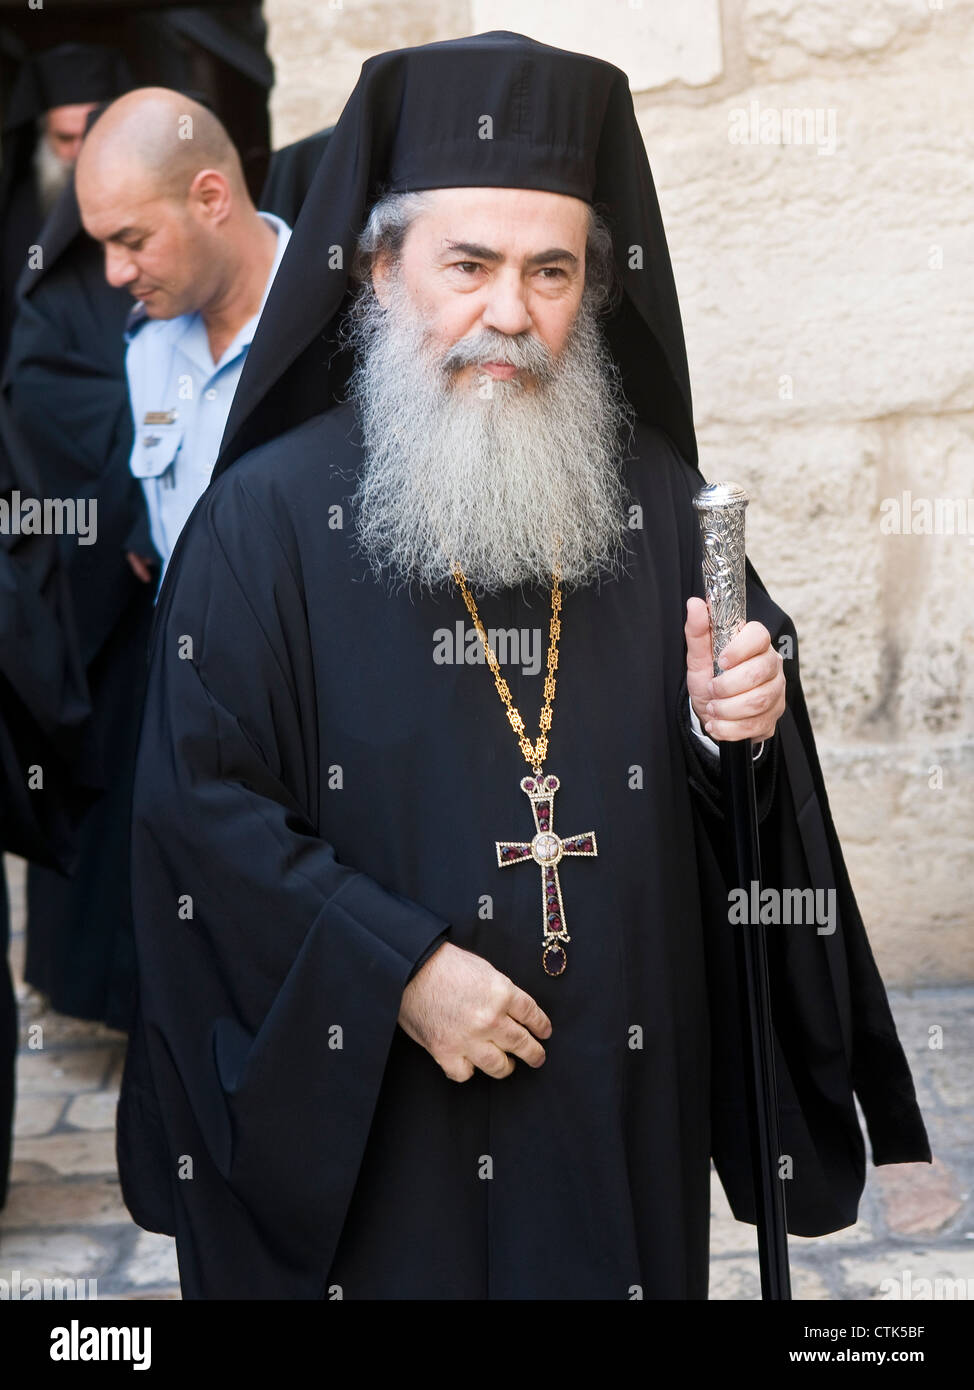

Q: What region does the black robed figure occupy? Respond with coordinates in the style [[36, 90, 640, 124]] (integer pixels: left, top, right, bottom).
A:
[[118, 32, 930, 1299], [3, 176, 155, 1031], [0, 43, 131, 369]]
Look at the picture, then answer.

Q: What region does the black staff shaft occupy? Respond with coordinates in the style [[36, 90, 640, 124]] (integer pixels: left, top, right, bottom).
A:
[[720, 739, 791, 1301]]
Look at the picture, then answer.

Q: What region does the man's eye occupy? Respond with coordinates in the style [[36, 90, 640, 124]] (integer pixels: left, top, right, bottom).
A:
[[538, 267, 566, 280], [453, 262, 481, 274]]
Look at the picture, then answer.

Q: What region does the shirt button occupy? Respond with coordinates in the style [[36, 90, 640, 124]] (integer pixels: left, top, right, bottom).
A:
[[204, 387, 218, 401]]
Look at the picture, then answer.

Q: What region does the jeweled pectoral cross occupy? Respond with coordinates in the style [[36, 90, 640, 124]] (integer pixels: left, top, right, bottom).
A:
[[495, 773, 598, 976]]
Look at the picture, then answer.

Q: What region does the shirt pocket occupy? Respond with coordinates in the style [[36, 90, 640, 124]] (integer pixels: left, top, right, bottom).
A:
[[130, 421, 184, 487]]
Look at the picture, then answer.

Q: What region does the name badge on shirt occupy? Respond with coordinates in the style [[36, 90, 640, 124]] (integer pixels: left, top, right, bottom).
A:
[[142, 410, 179, 451]]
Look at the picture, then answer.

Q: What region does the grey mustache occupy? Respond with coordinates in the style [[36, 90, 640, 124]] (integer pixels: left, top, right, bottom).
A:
[[440, 332, 554, 375]]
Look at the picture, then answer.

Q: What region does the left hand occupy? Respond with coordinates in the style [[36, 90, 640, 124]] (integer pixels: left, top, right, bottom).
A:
[[685, 597, 786, 742]]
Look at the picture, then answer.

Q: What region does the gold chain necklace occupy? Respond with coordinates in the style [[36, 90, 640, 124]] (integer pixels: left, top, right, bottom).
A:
[[452, 565, 598, 977]]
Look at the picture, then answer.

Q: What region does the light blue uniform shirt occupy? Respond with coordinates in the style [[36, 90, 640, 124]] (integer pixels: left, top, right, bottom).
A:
[[124, 212, 291, 580]]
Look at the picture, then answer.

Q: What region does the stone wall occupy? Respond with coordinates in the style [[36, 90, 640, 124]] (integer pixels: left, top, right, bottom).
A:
[[263, 0, 974, 985]]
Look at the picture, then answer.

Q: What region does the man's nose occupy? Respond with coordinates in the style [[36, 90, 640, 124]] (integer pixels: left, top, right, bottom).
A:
[[480, 271, 533, 338], [104, 245, 138, 289]]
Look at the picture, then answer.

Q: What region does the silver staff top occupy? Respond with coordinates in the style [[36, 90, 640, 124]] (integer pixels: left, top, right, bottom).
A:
[[692, 482, 749, 678]]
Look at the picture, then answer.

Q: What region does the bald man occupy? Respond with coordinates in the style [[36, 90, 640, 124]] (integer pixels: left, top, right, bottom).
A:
[[76, 88, 291, 581]]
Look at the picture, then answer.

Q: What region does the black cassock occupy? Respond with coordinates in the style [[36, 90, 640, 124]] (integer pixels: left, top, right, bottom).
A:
[[119, 402, 930, 1299]]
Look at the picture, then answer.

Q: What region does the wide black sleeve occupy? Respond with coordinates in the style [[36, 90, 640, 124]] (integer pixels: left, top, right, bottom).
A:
[[668, 441, 930, 1237], [121, 474, 450, 1287]]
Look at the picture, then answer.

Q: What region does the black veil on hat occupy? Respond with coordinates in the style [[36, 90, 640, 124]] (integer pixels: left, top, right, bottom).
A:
[[215, 30, 697, 479]]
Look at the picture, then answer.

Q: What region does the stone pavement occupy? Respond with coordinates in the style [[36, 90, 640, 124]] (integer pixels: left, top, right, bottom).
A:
[[2, 852, 971, 1301], [2, 856, 180, 1300]]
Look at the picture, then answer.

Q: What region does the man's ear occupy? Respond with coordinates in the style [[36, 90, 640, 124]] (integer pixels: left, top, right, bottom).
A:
[[189, 168, 232, 224], [371, 250, 394, 308]]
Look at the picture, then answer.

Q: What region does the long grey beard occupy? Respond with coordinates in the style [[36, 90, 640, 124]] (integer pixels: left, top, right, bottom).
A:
[[33, 134, 73, 218], [344, 278, 634, 593]]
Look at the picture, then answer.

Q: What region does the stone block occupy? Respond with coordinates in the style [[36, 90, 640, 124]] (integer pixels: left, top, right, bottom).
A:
[[264, 0, 472, 144], [13, 1130, 118, 1180], [817, 748, 974, 986], [15, 1048, 114, 1096], [472, 0, 723, 91], [13, 1095, 65, 1139], [876, 1157, 964, 1237], [0, 1179, 129, 1229], [744, 1, 974, 76], [65, 1091, 120, 1133]]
